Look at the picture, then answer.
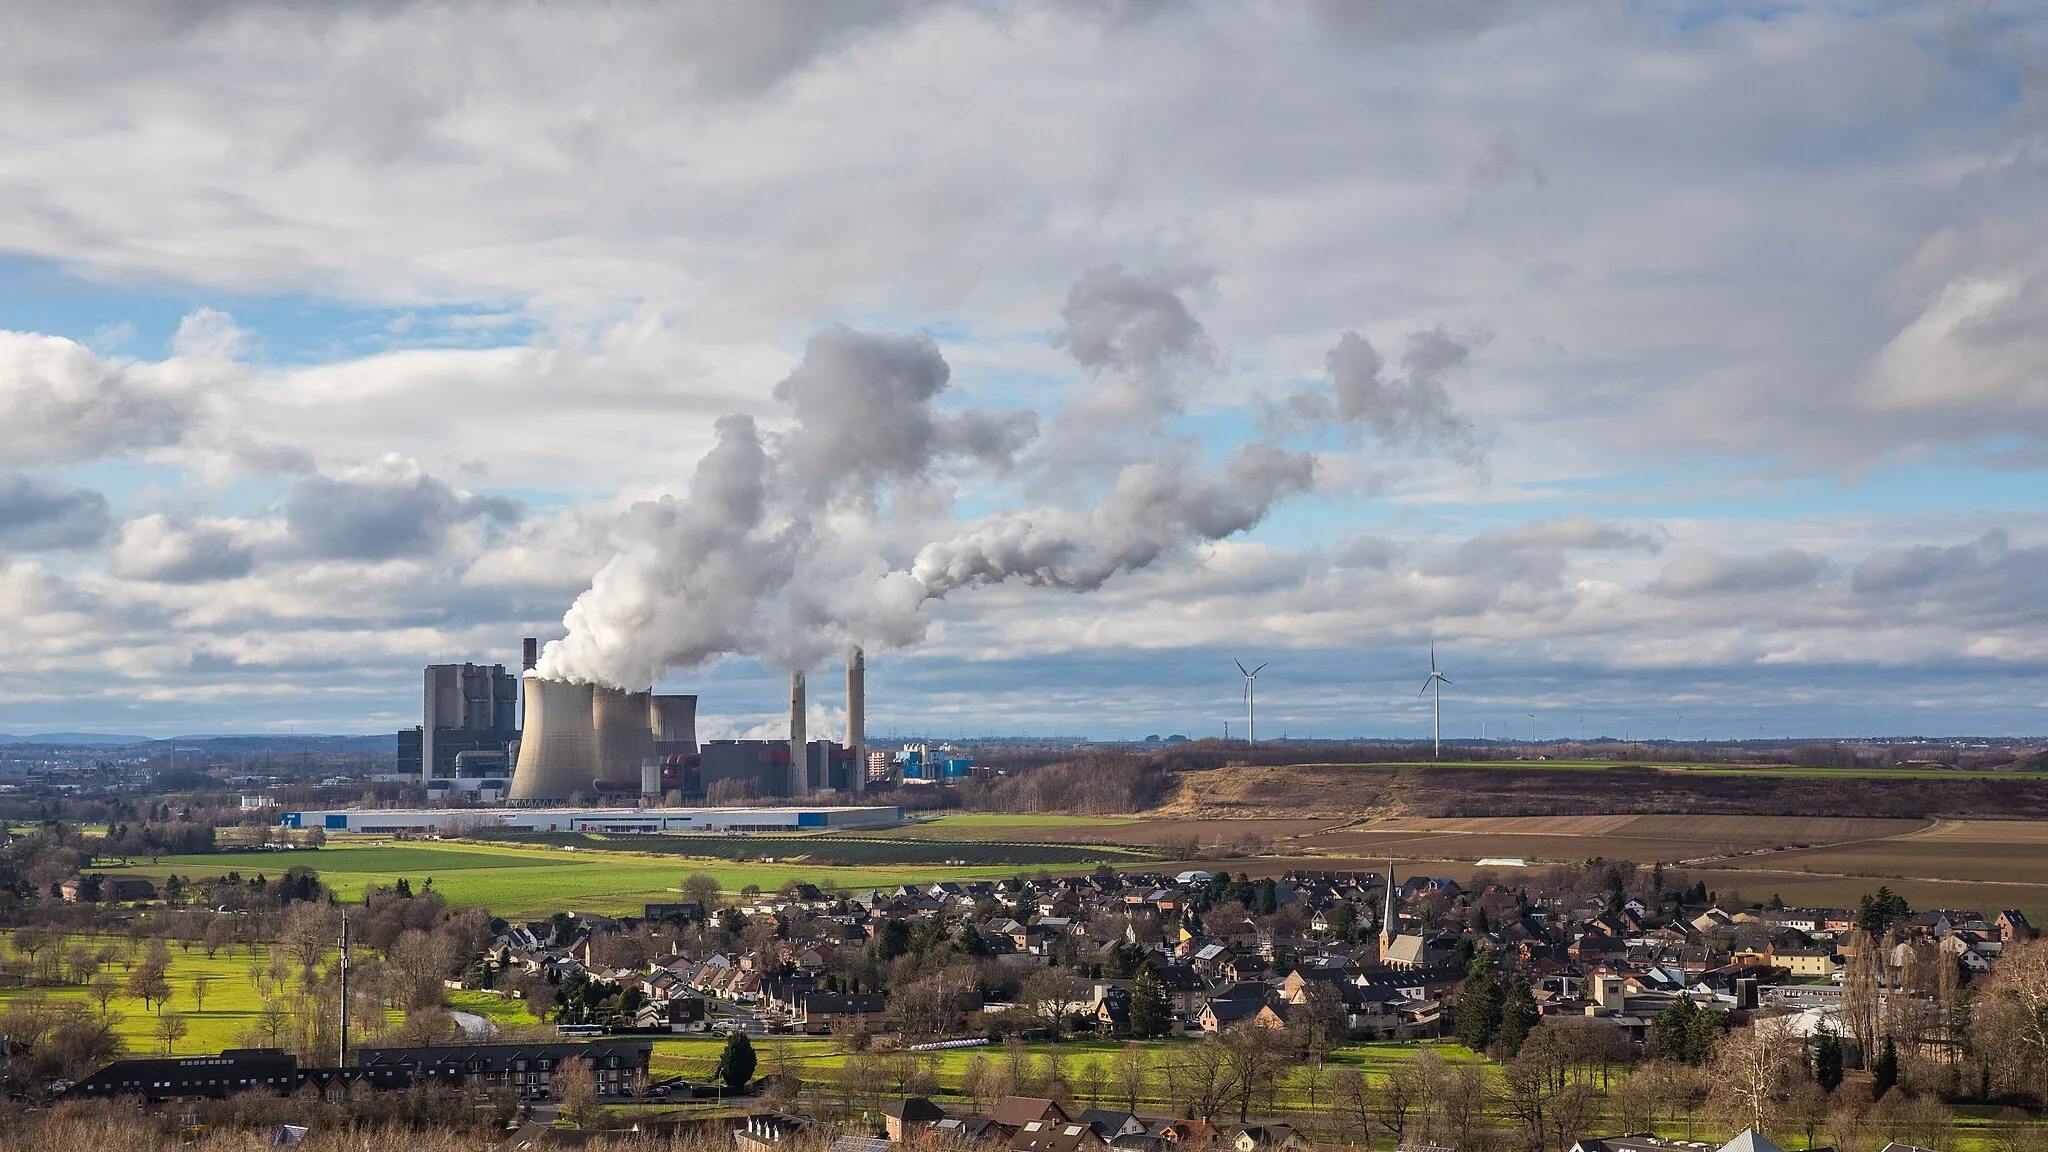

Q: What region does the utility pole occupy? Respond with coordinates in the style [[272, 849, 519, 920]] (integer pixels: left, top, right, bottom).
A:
[[338, 915, 350, 1066]]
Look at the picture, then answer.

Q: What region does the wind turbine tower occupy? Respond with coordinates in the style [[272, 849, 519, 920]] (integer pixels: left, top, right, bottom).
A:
[[1234, 660, 1268, 744], [1418, 645, 1451, 760]]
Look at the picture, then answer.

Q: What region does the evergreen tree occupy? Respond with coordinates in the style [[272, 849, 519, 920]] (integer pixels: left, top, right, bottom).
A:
[[714, 1032, 758, 1089], [876, 918, 913, 962], [1686, 1002, 1729, 1064], [1651, 997, 1727, 1065], [1130, 964, 1174, 1039], [1871, 1036, 1898, 1100], [1813, 1027, 1844, 1094], [1325, 903, 1357, 941], [1257, 878, 1278, 916], [1495, 977, 1538, 1057], [1453, 953, 1503, 1053], [956, 923, 992, 958], [1856, 888, 1911, 935]]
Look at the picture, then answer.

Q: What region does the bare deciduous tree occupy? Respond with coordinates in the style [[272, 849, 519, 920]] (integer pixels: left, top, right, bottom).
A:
[[1712, 1015, 1805, 1135]]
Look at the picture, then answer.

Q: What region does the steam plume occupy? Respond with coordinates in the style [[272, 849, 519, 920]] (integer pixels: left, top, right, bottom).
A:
[[537, 269, 1484, 689]]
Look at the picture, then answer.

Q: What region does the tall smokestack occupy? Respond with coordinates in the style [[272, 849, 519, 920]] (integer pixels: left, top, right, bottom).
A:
[[789, 670, 807, 798], [522, 637, 538, 671], [846, 647, 865, 795]]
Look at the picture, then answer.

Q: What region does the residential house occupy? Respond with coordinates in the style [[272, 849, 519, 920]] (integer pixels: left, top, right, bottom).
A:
[[1011, 1121, 1104, 1152], [1152, 1121, 1218, 1145], [1075, 1111, 1149, 1143], [992, 1097, 1070, 1129], [884, 1097, 947, 1142], [1229, 1125, 1306, 1152], [633, 995, 709, 1032], [1771, 947, 1841, 979], [933, 1118, 1008, 1146], [1198, 997, 1267, 1033], [736, 1113, 823, 1152], [796, 992, 889, 1036]]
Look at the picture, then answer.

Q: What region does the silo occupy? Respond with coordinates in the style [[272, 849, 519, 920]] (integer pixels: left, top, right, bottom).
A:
[[508, 676, 598, 802], [649, 694, 698, 755], [592, 686, 655, 784]]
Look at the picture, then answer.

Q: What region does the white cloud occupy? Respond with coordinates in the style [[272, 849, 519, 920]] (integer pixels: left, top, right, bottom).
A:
[[0, 2, 2042, 731]]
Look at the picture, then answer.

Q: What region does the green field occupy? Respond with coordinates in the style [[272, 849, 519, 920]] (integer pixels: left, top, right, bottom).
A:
[[111, 841, 1050, 917], [647, 1034, 1469, 1098], [0, 934, 394, 1056], [495, 831, 1152, 867]]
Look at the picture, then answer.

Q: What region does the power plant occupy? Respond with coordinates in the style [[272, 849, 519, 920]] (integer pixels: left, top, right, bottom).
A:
[[501, 645, 871, 805]]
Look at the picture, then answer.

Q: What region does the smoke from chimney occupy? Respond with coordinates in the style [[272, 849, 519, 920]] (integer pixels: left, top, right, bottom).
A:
[[529, 270, 1485, 696]]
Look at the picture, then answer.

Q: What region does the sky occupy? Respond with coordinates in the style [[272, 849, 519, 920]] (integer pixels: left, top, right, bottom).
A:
[[1, 1, 2046, 742]]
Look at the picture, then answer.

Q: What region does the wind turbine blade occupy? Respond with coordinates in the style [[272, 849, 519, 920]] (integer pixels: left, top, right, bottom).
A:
[[1251, 663, 1268, 676], [1234, 659, 1249, 677], [1438, 676, 1452, 685], [1418, 682, 1432, 697]]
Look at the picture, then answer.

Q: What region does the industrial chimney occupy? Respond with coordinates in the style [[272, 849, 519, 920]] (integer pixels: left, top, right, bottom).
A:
[[789, 670, 807, 798], [521, 637, 538, 671], [846, 647, 865, 795]]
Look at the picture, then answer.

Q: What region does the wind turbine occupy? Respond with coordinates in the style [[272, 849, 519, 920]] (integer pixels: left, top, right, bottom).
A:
[[1418, 645, 1451, 760], [1235, 660, 1268, 744]]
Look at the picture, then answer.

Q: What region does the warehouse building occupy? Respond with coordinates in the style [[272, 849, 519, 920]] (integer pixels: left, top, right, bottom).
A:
[[279, 804, 906, 835]]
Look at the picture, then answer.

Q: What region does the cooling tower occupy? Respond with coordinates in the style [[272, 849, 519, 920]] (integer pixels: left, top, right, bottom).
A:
[[649, 694, 698, 755], [508, 676, 598, 802], [789, 670, 807, 797], [846, 648, 865, 795], [592, 686, 655, 782]]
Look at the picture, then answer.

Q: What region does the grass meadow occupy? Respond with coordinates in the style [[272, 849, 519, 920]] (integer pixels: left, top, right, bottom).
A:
[[0, 932, 395, 1056], [109, 840, 1047, 918]]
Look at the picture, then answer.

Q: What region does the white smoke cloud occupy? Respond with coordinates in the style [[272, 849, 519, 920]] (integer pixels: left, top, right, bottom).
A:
[[536, 326, 1037, 688], [911, 443, 1316, 595], [536, 269, 1485, 689], [1267, 327, 1489, 468]]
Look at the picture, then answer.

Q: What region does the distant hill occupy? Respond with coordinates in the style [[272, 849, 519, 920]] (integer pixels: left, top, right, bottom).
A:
[[0, 733, 152, 746], [0, 732, 396, 750]]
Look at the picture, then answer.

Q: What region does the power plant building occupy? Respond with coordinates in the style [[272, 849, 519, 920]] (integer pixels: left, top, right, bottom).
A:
[[281, 805, 906, 835], [404, 662, 519, 784], [397, 641, 877, 803], [506, 649, 866, 803], [506, 674, 705, 803]]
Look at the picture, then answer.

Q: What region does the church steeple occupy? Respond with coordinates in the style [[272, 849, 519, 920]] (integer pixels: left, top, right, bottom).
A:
[[1381, 858, 1397, 949]]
